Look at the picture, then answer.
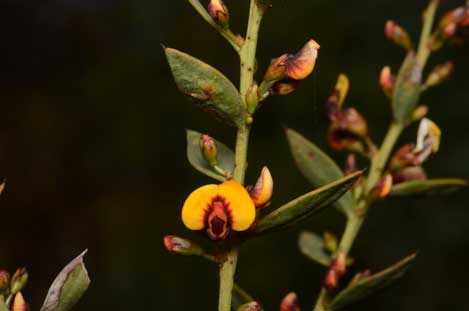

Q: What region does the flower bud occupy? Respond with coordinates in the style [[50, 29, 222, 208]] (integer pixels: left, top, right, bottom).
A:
[[163, 235, 203, 256], [280, 292, 300, 311], [0, 270, 10, 292], [385, 20, 413, 50], [348, 270, 371, 287], [415, 118, 441, 155], [333, 252, 347, 275], [424, 62, 454, 89], [284, 39, 320, 80], [270, 80, 299, 95], [208, 0, 229, 29], [392, 166, 427, 184], [369, 174, 393, 200], [389, 144, 420, 171], [263, 54, 289, 82], [0, 179, 5, 195], [10, 268, 28, 295], [328, 108, 368, 152], [12, 292, 28, 311], [237, 302, 262, 311], [199, 134, 218, 167], [439, 7, 468, 30], [323, 232, 338, 253], [379, 66, 395, 97], [249, 166, 273, 208], [324, 269, 338, 290], [411, 105, 429, 122], [326, 74, 350, 117], [246, 82, 259, 114]]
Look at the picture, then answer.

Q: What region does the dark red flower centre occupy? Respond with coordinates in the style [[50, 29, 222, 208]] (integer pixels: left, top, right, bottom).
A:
[[205, 196, 232, 240]]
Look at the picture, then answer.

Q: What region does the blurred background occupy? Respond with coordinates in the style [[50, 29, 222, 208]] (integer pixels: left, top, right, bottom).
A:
[[0, 0, 468, 310]]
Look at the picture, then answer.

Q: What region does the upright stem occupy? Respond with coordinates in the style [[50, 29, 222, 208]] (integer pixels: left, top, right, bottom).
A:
[[218, 2, 263, 311], [416, 0, 439, 68]]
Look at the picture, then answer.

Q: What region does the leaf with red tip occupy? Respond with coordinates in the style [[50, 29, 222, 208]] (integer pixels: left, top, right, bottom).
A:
[[328, 253, 417, 311]]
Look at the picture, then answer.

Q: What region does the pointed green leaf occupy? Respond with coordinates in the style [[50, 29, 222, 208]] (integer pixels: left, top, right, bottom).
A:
[[41, 250, 90, 311], [298, 231, 331, 266], [186, 129, 234, 182], [255, 171, 363, 234], [285, 128, 354, 216], [236, 302, 263, 311], [391, 178, 469, 197], [165, 48, 245, 128], [328, 253, 417, 311], [0, 298, 8, 311], [392, 52, 422, 123]]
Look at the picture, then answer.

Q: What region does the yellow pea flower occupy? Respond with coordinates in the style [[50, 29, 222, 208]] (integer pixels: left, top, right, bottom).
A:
[[181, 181, 255, 240]]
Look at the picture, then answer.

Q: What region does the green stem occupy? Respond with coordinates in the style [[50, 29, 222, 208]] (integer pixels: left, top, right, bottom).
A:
[[218, 2, 263, 311], [366, 122, 404, 191], [416, 0, 439, 68], [187, 0, 241, 53], [313, 122, 403, 311]]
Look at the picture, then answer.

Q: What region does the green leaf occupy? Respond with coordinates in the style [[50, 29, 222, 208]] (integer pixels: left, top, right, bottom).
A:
[[165, 48, 245, 128], [285, 128, 354, 215], [186, 129, 234, 182], [255, 171, 363, 234], [328, 253, 417, 311], [298, 231, 331, 266], [0, 298, 8, 311], [392, 52, 422, 123], [391, 178, 469, 197], [232, 284, 256, 311], [41, 250, 90, 311]]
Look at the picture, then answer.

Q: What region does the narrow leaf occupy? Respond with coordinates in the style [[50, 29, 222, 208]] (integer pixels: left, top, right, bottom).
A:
[[328, 253, 417, 311], [298, 231, 331, 266], [255, 171, 363, 234], [391, 178, 469, 197], [165, 48, 245, 128], [392, 52, 422, 123], [187, 130, 234, 181], [0, 299, 8, 311], [285, 128, 354, 215], [41, 250, 90, 311]]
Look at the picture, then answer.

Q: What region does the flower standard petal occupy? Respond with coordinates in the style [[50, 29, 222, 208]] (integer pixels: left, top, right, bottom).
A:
[[182, 184, 218, 230], [217, 181, 255, 231]]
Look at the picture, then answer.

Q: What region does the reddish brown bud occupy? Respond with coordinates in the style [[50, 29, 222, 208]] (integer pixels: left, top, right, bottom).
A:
[[263, 54, 289, 82], [249, 166, 273, 208], [280, 292, 300, 311], [369, 174, 393, 200], [333, 252, 347, 275], [163, 235, 203, 256], [328, 108, 368, 152], [0, 270, 9, 292], [379, 66, 395, 97], [385, 20, 413, 50], [389, 144, 420, 171], [343, 154, 358, 176], [324, 269, 338, 290], [200, 134, 218, 167], [270, 80, 299, 95], [392, 166, 427, 184], [208, 0, 229, 28]]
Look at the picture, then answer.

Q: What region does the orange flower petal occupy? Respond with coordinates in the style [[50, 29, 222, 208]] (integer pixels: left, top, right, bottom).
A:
[[181, 184, 218, 230], [217, 181, 255, 231]]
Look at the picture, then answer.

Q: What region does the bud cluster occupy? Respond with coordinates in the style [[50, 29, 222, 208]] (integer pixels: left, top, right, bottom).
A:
[[0, 268, 29, 311]]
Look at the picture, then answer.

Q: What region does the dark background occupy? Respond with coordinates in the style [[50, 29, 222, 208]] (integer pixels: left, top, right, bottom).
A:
[[1, 0, 469, 310]]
